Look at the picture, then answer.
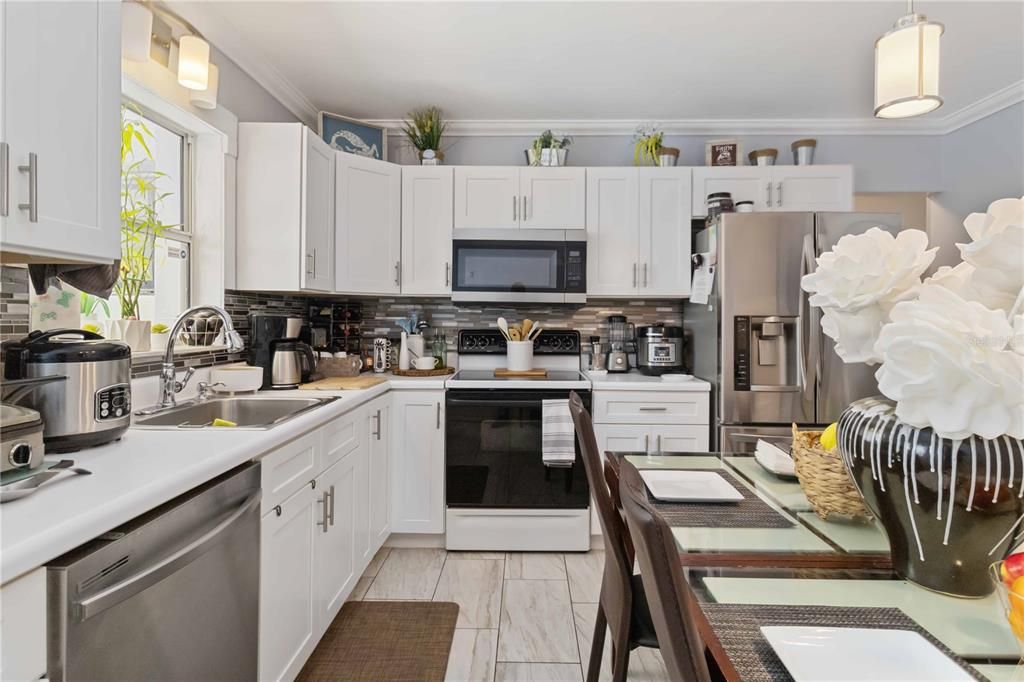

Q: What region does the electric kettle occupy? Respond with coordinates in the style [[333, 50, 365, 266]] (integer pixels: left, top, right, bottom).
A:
[[270, 339, 316, 389]]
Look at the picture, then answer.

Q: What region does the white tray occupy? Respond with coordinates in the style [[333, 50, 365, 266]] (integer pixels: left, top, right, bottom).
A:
[[638, 469, 743, 503]]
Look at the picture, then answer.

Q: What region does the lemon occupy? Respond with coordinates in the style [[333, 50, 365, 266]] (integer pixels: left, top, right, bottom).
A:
[[820, 422, 838, 451], [211, 418, 237, 427]]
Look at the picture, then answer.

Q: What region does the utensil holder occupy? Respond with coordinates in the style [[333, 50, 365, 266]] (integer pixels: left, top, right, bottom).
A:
[[506, 341, 534, 372]]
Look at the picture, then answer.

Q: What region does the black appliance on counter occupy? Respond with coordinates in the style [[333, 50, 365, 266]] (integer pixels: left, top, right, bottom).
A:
[[247, 312, 312, 389], [2, 330, 131, 452]]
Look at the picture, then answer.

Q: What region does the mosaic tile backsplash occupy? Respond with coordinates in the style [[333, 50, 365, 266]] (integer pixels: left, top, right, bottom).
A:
[[0, 265, 31, 342]]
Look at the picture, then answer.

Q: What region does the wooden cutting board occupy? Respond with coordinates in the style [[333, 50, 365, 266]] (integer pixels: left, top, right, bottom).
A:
[[494, 368, 548, 377], [299, 375, 388, 391]]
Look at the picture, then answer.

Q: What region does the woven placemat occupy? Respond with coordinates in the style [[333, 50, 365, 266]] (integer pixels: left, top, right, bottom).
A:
[[646, 471, 795, 529], [702, 603, 986, 681]]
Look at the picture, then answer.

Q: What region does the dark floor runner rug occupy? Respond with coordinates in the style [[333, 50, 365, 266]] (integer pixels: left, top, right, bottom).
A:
[[297, 601, 459, 682]]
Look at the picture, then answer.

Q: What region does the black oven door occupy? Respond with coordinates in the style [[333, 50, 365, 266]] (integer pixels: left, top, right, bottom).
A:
[[445, 389, 590, 509]]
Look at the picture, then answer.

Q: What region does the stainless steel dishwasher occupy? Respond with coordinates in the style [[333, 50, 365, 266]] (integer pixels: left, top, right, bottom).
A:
[[47, 462, 261, 681]]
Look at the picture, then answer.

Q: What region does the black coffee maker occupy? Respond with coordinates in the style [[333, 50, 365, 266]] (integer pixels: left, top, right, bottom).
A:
[[248, 313, 313, 389]]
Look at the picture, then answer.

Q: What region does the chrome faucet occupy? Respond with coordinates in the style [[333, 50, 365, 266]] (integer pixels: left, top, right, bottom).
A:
[[154, 305, 244, 410]]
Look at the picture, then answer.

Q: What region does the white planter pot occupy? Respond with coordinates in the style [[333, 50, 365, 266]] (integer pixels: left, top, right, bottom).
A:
[[114, 320, 151, 352], [150, 333, 169, 352]]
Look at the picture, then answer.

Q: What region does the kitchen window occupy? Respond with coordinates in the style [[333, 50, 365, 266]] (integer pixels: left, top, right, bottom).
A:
[[118, 105, 193, 326]]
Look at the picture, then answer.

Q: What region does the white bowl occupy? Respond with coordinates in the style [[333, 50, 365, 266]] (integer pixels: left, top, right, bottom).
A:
[[210, 365, 263, 393]]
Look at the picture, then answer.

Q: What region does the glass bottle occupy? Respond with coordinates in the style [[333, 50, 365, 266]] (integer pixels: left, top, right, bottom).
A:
[[432, 332, 447, 369]]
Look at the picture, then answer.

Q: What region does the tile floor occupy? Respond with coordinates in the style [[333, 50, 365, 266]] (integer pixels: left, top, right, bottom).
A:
[[351, 547, 670, 682]]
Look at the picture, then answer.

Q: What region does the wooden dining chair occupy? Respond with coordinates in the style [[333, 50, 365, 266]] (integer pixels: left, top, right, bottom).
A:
[[618, 459, 712, 682], [568, 392, 658, 682]]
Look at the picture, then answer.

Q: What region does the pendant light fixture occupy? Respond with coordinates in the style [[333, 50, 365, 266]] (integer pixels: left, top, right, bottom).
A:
[[874, 0, 944, 119], [189, 63, 219, 109], [177, 34, 211, 91]]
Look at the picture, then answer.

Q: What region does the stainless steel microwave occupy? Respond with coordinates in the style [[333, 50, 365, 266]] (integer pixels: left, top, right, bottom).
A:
[[451, 237, 587, 303]]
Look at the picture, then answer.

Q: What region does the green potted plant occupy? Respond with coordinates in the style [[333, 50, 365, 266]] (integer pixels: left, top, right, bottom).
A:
[[115, 105, 175, 351], [633, 123, 679, 166], [526, 130, 572, 166], [401, 106, 448, 164]]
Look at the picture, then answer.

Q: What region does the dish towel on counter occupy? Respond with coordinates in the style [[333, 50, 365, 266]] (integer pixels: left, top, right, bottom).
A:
[[542, 399, 575, 468]]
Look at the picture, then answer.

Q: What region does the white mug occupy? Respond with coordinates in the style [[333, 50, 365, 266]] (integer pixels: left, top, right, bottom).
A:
[[414, 357, 436, 371]]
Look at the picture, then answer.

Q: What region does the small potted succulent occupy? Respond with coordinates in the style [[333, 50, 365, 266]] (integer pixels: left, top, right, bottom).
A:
[[401, 106, 448, 164], [526, 130, 572, 167], [633, 123, 679, 166]]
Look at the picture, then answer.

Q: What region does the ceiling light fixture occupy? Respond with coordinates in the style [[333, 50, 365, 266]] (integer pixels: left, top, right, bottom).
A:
[[189, 63, 219, 109], [177, 34, 211, 90], [874, 0, 944, 119]]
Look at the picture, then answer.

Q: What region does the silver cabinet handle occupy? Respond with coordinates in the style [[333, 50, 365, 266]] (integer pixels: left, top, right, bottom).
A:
[[445, 262, 451, 286], [642, 263, 648, 287], [632, 263, 638, 287], [512, 195, 517, 221], [394, 261, 401, 286], [318, 489, 329, 532], [436, 402, 441, 429], [18, 152, 37, 222], [312, 248, 317, 275], [374, 408, 382, 440], [656, 434, 662, 453], [0, 142, 9, 217], [766, 181, 772, 208], [644, 434, 650, 453], [522, 195, 527, 221], [776, 182, 783, 207], [639, 407, 668, 412], [306, 253, 314, 275], [328, 484, 336, 526]]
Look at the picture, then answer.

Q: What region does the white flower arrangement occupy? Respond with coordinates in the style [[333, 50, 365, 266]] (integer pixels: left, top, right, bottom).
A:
[[801, 196, 1024, 440]]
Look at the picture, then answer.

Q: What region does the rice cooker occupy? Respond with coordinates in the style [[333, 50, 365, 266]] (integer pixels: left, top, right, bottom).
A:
[[3, 329, 132, 452], [635, 325, 685, 376]]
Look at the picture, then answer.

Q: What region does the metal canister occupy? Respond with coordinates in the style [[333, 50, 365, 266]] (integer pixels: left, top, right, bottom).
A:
[[792, 139, 817, 165], [748, 148, 778, 166], [706, 192, 735, 224]]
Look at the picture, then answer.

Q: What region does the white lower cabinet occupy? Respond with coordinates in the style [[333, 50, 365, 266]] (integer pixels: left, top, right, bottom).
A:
[[259, 401, 391, 682], [391, 390, 445, 534], [259, 481, 318, 682]]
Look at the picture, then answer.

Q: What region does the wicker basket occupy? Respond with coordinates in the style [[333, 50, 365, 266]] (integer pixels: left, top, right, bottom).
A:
[[790, 424, 870, 520]]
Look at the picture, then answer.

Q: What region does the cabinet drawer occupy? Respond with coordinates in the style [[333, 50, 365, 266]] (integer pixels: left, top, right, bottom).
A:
[[593, 391, 709, 425], [0, 568, 46, 682], [650, 425, 709, 453], [321, 411, 361, 471], [260, 430, 321, 513]]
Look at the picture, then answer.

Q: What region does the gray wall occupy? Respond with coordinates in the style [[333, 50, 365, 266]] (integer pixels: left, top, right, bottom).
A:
[[929, 102, 1024, 267], [389, 132, 943, 193], [211, 46, 298, 123]]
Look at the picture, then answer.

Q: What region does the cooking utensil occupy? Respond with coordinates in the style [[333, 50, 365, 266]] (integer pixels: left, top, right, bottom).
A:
[[522, 319, 534, 339], [497, 318, 511, 341], [527, 324, 543, 341], [1, 461, 91, 503]]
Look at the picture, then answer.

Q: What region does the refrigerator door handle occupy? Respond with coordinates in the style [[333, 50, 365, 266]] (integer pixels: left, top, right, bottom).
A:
[[798, 234, 817, 402]]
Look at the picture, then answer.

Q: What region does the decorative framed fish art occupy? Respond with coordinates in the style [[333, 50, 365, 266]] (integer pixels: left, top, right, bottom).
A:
[[318, 111, 388, 161]]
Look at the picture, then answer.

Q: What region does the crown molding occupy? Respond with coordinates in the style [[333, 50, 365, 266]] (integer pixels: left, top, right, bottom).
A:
[[166, 2, 319, 127], [936, 79, 1024, 134]]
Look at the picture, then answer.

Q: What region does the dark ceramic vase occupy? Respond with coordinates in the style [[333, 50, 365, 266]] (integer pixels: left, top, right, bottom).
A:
[[838, 397, 1024, 598]]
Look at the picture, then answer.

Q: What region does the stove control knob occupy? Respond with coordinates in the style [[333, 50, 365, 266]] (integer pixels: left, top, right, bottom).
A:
[[9, 442, 34, 468]]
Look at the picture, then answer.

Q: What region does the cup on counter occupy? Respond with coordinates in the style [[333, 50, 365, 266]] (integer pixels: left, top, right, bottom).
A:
[[414, 357, 436, 371], [506, 341, 534, 372]]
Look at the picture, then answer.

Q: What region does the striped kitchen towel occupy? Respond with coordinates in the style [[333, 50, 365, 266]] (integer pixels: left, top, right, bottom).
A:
[[542, 399, 575, 468]]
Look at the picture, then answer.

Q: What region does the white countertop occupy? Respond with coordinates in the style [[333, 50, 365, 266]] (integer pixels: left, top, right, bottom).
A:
[[585, 370, 711, 392], [0, 373, 444, 583]]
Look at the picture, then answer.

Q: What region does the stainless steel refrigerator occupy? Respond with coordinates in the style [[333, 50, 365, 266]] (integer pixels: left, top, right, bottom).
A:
[[684, 212, 902, 453]]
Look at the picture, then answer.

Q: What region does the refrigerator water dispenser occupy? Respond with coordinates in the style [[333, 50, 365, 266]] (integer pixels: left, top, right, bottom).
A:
[[733, 315, 799, 391]]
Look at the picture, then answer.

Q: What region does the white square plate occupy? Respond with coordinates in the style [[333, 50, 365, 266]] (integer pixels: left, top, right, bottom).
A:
[[760, 626, 972, 682], [639, 470, 743, 503], [754, 439, 797, 479]]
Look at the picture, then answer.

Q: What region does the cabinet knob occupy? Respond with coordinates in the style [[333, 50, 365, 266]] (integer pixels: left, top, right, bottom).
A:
[[274, 505, 282, 517]]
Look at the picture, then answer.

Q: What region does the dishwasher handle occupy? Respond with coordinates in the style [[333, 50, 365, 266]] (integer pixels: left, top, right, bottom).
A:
[[74, 490, 262, 622]]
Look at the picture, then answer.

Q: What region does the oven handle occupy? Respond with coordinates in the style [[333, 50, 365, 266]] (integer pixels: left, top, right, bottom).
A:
[[447, 397, 550, 408]]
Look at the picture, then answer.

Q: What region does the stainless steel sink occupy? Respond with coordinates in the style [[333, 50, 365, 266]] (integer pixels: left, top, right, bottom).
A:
[[133, 396, 336, 430]]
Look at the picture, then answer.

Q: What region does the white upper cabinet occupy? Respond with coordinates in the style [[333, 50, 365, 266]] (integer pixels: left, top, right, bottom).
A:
[[335, 154, 402, 294], [586, 169, 639, 296], [1, 0, 120, 263], [639, 168, 692, 296], [401, 167, 453, 295], [454, 167, 585, 230], [237, 123, 335, 292], [692, 167, 771, 216], [454, 167, 519, 229], [770, 165, 853, 212], [520, 168, 586, 230], [692, 165, 853, 216]]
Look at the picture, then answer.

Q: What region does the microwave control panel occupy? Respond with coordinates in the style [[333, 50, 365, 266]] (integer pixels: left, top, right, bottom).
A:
[[565, 242, 586, 292]]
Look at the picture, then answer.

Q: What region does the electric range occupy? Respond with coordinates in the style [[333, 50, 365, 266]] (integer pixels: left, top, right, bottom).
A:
[[445, 329, 592, 551]]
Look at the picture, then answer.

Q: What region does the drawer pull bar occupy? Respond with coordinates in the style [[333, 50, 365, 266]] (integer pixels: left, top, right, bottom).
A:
[[638, 407, 668, 412]]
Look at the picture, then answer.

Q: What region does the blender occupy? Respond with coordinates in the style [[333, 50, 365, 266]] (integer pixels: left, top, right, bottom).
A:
[[606, 315, 634, 373]]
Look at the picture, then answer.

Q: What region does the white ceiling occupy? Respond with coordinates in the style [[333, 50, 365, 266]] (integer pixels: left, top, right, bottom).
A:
[[174, 1, 1024, 132]]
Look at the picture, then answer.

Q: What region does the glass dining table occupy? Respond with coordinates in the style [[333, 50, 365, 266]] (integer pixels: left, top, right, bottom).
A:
[[617, 452, 1020, 681]]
